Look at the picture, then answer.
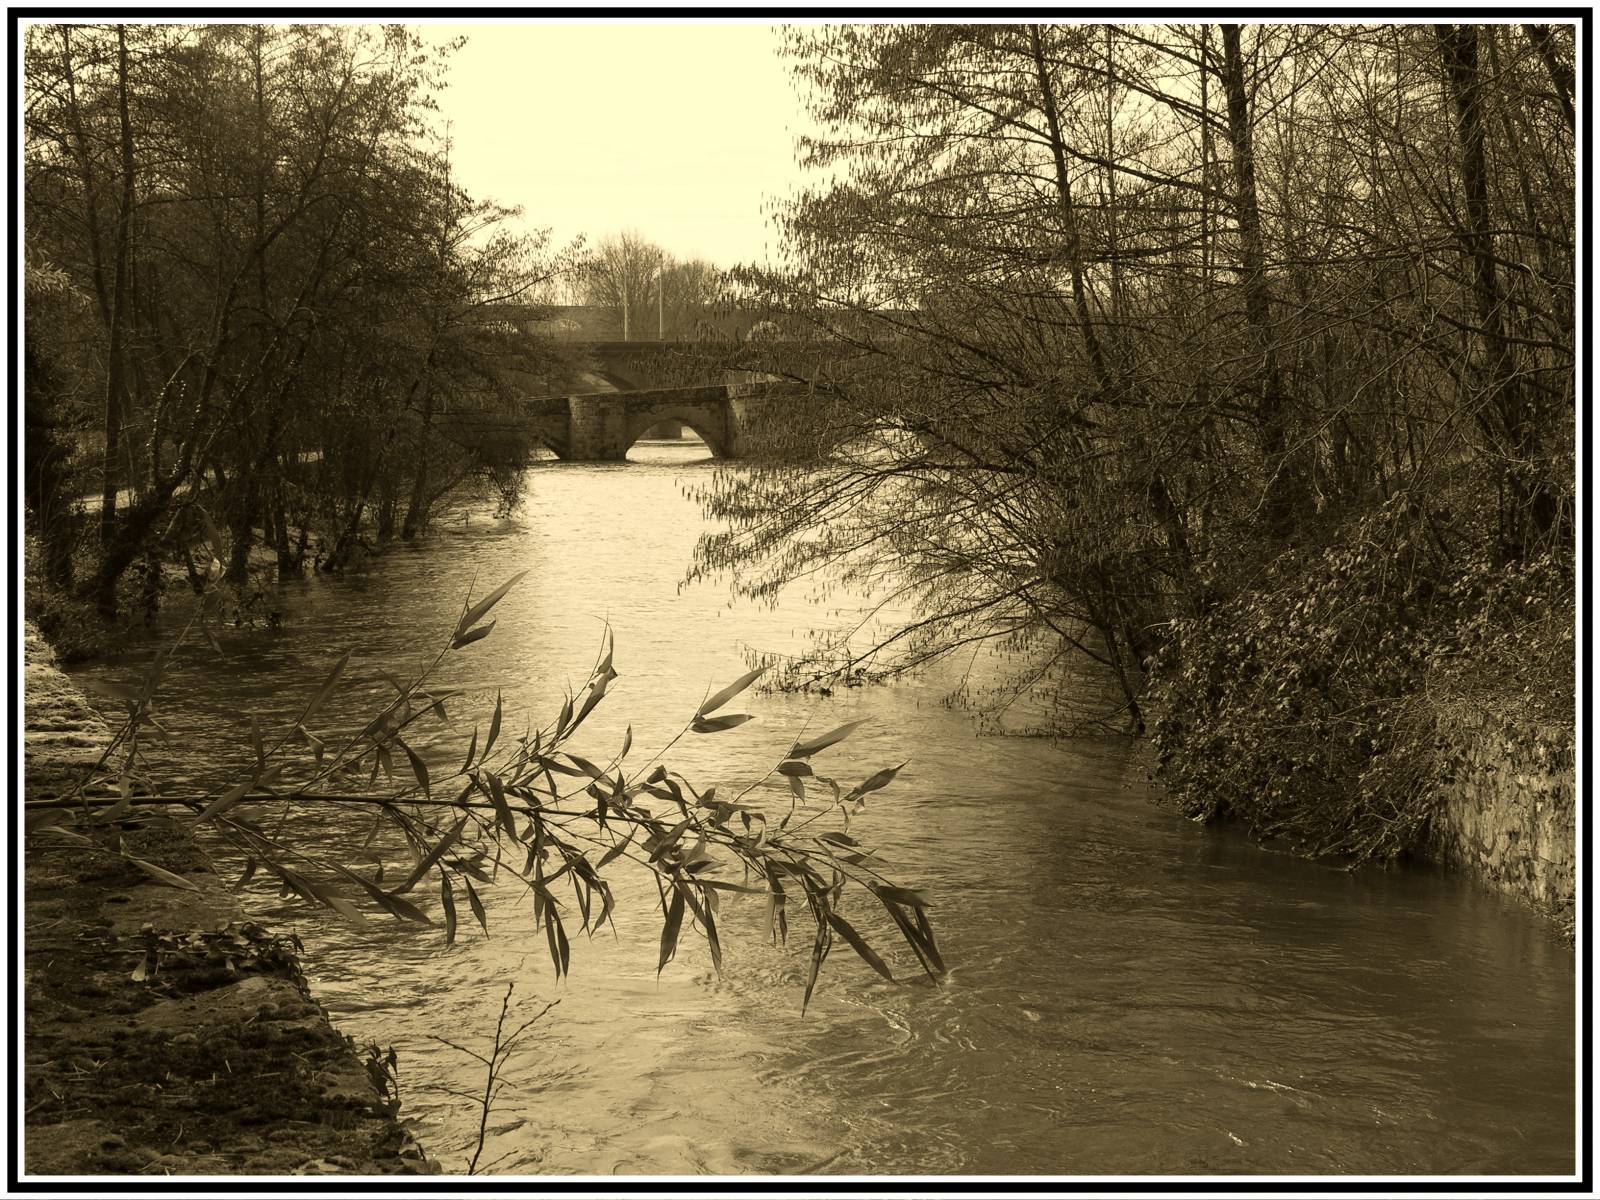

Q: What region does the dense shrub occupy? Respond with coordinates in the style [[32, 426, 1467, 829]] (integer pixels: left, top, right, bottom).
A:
[[1148, 498, 1575, 863], [1425, 551, 1576, 732]]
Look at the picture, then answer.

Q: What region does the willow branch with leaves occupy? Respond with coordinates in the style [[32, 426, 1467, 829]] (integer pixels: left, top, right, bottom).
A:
[[29, 573, 945, 1011]]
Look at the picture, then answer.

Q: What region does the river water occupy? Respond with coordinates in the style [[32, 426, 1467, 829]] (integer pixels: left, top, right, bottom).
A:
[[68, 443, 1576, 1177]]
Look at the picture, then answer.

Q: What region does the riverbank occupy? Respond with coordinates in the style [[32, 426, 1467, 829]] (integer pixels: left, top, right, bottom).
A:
[[1131, 709, 1575, 943], [1423, 697, 1576, 940], [22, 623, 434, 1177]]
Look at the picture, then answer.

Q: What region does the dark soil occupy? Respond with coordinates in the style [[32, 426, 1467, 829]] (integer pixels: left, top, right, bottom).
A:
[[24, 826, 435, 1176]]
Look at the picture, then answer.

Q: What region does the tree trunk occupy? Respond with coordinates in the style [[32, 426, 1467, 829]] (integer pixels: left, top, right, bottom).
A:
[[139, 547, 163, 623], [1522, 24, 1575, 133], [24, 338, 78, 590], [401, 388, 434, 540], [272, 483, 300, 579], [1436, 23, 1553, 556], [1219, 24, 1304, 539], [226, 485, 258, 585], [376, 473, 397, 542], [323, 500, 367, 573], [95, 25, 137, 617], [1028, 24, 1111, 392]]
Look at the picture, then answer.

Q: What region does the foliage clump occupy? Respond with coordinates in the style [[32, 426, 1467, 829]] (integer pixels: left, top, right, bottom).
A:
[[1150, 498, 1574, 863]]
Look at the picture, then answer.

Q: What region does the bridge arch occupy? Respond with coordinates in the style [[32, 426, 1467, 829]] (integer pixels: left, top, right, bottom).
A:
[[622, 404, 730, 458], [526, 432, 569, 462], [461, 382, 821, 463]]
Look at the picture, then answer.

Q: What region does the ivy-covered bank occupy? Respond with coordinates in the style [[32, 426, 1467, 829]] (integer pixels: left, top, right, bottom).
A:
[[22, 624, 434, 1176], [1148, 504, 1574, 932]]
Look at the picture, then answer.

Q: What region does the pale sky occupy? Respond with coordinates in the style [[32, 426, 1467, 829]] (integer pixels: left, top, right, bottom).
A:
[[423, 21, 819, 269]]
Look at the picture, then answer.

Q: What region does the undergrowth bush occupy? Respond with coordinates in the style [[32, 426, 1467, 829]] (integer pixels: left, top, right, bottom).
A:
[[1148, 497, 1575, 864], [1425, 550, 1576, 732]]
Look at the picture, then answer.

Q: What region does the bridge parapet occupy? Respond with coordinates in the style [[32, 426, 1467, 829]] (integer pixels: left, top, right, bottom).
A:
[[578, 340, 828, 391]]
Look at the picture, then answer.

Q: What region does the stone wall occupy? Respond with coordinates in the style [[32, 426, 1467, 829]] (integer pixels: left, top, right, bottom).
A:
[[1422, 700, 1576, 926], [23, 622, 113, 797]]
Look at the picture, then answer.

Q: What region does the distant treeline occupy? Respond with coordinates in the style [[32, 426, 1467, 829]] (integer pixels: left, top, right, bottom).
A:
[[24, 24, 587, 620]]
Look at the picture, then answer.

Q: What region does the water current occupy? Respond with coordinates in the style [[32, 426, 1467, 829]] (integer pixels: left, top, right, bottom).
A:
[[67, 442, 1576, 1177]]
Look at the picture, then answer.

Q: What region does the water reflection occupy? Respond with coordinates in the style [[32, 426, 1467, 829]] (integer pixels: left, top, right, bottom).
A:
[[68, 443, 1575, 1176]]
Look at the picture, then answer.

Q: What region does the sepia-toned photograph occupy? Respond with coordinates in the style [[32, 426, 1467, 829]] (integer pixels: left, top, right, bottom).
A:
[[14, 11, 1583, 1191]]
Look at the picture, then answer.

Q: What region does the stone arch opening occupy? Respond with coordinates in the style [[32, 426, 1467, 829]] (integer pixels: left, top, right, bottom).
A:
[[527, 433, 568, 462], [623, 408, 728, 459], [636, 418, 693, 442]]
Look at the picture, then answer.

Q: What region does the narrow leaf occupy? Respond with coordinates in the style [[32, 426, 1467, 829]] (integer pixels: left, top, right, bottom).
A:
[[846, 761, 908, 802], [463, 876, 489, 937], [129, 857, 200, 892], [483, 774, 516, 836], [553, 911, 570, 976], [484, 691, 503, 760], [451, 620, 496, 650], [912, 905, 946, 974], [647, 819, 693, 863], [563, 753, 609, 781], [657, 885, 685, 976], [396, 737, 431, 797], [790, 719, 869, 759], [196, 778, 256, 824], [395, 817, 469, 894], [703, 900, 723, 975], [691, 713, 754, 734], [803, 921, 831, 1013], [568, 669, 614, 735], [827, 911, 896, 982], [697, 667, 767, 718], [440, 874, 458, 948], [545, 909, 563, 977], [457, 571, 528, 638], [303, 650, 351, 724], [23, 808, 67, 835], [339, 868, 432, 924], [316, 888, 369, 927], [596, 828, 636, 869], [873, 884, 933, 908]]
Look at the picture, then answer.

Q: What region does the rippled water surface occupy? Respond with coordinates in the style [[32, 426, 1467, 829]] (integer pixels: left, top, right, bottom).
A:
[[70, 443, 1577, 1177]]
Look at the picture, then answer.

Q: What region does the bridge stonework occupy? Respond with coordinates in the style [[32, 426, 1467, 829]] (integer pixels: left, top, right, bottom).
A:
[[563, 386, 735, 460], [446, 376, 813, 463]]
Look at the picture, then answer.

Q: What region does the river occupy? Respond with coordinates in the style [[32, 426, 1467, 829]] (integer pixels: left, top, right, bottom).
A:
[[68, 442, 1576, 1177]]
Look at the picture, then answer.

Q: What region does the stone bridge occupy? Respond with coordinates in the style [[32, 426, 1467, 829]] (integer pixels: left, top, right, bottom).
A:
[[575, 340, 817, 392], [441, 380, 798, 462]]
